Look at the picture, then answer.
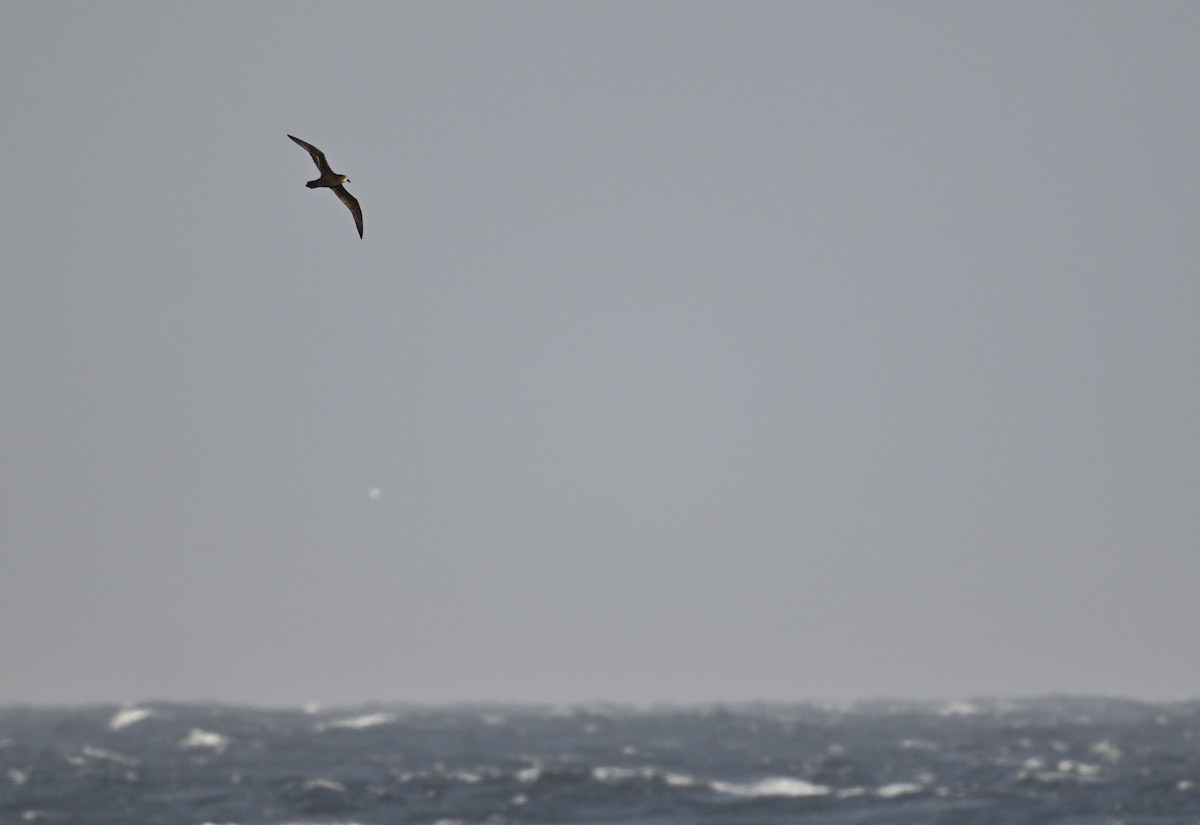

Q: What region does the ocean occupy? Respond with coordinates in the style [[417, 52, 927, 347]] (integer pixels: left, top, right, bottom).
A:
[[2, 697, 1198, 824]]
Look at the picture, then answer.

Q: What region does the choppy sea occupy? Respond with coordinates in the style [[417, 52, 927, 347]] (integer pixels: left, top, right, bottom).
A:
[[3, 697, 1200, 825]]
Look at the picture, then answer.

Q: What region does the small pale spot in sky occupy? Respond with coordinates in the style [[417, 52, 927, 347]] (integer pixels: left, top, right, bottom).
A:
[[367, 487, 382, 501]]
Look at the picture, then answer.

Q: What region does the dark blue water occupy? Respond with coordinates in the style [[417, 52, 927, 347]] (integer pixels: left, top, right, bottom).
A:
[[3, 697, 1199, 824]]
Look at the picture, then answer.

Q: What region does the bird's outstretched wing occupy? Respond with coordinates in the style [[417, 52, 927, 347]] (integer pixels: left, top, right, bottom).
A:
[[333, 185, 364, 238], [288, 134, 335, 176]]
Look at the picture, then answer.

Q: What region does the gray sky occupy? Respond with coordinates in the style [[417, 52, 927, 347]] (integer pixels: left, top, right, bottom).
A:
[[2, 2, 1199, 706]]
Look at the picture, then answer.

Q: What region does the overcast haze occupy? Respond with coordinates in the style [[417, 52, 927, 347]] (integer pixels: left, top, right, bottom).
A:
[[2, 2, 1199, 706]]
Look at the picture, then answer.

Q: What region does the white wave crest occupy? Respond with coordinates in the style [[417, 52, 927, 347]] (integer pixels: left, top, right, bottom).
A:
[[516, 764, 542, 783], [663, 772, 698, 787], [319, 712, 397, 731], [592, 766, 641, 783], [1092, 739, 1122, 762], [711, 777, 831, 798], [75, 746, 137, 766], [109, 707, 153, 731], [590, 765, 697, 788], [1018, 758, 1104, 783], [876, 782, 922, 798], [1057, 760, 1102, 777], [180, 729, 230, 752]]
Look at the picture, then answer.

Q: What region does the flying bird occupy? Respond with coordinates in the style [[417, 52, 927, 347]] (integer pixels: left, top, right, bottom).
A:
[[288, 134, 363, 238]]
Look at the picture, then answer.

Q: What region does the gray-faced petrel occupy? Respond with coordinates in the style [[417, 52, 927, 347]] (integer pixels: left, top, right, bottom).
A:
[[288, 135, 364, 238]]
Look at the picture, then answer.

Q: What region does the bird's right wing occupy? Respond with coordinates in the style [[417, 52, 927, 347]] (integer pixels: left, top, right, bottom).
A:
[[288, 134, 334, 176]]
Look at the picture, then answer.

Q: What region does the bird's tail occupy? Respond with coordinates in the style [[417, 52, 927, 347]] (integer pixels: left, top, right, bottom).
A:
[[305, 180, 321, 189]]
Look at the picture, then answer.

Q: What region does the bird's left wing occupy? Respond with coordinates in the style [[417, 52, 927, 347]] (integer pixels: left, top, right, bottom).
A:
[[333, 185, 364, 238]]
